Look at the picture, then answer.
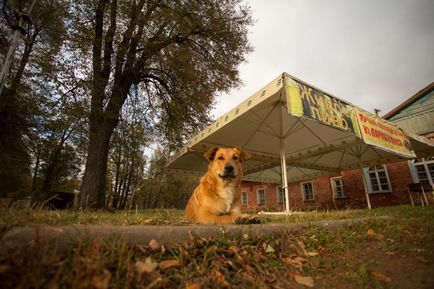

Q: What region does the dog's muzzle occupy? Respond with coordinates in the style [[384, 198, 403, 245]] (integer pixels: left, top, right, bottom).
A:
[[219, 165, 236, 179], [218, 174, 236, 179]]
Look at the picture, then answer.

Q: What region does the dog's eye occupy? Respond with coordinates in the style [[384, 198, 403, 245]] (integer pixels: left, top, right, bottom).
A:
[[233, 156, 239, 161], [217, 156, 224, 160]]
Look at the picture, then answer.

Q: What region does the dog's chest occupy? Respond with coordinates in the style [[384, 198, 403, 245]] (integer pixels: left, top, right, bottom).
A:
[[218, 186, 236, 213]]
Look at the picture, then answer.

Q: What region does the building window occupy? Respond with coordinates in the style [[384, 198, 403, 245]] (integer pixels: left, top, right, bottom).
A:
[[241, 192, 248, 206], [411, 157, 434, 186], [330, 177, 345, 198], [277, 186, 286, 204], [256, 189, 266, 205], [301, 182, 314, 201], [365, 165, 392, 193]]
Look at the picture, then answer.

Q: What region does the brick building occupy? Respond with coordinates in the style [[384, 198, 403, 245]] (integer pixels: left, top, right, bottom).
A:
[[241, 82, 434, 211]]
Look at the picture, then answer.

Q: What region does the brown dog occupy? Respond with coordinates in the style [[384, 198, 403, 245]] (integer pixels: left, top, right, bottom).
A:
[[185, 147, 253, 224]]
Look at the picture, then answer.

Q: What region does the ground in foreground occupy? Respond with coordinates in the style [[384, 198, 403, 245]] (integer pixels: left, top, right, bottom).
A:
[[0, 205, 433, 288]]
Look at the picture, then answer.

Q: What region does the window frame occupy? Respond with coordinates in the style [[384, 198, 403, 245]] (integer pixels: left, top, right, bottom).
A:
[[256, 189, 266, 205], [241, 191, 248, 206], [330, 176, 345, 199], [409, 157, 434, 186], [276, 186, 286, 204], [301, 181, 315, 201], [364, 165, 392, 194]]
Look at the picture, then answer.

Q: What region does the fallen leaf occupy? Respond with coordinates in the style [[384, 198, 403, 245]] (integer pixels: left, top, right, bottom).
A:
[[297, 240, 306, 249], [265, 244, 275, 253], [282, 256, 306, 269], [297, 240, 308, 255], [367, 229, 375, 236], [91, 269, 111, 289], [306, 251, 319, 257], [370, 271, 391, 283], [242, 233, 249, 240], [135, 257, 158, 274], [211, 270, 229, 287], [149, 239, 160, 250], [228, 245, 239, 254], [294, 275, 314, 287], [159, 259, 180, 270], [185, 282, 200, 289], [225, 260, 237, 270]]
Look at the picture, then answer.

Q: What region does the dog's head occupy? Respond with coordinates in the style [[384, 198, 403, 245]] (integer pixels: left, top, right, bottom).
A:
[[204, 147, 251, 182]]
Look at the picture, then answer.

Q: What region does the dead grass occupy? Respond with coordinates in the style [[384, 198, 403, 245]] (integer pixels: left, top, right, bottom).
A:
[[1, 205, 434, 288], [0, 208, 184, 226]]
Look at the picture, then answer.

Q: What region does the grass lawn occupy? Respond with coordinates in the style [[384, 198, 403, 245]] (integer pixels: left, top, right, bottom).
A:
[[1, 205, 433, 288]]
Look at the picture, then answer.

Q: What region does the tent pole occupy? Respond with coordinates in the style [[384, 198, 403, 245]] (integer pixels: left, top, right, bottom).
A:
[[360, 165, 372, 210], [279, 83, 290, 212], [280, 137, 290, 212]]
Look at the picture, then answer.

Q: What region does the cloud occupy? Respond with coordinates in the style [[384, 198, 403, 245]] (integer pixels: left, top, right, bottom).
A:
[[212, 0, 434, 118]]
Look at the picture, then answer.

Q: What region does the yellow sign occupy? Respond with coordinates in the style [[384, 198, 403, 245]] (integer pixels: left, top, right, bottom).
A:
[[355, 108, 416, 158], [286, 76, 360, 136]]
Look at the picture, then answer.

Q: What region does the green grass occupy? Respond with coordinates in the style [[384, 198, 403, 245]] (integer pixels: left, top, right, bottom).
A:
[[2, 204, 433, 227]]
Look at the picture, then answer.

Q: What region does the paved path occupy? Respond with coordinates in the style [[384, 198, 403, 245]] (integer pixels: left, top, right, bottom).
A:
[[0, 216, 392, 254]]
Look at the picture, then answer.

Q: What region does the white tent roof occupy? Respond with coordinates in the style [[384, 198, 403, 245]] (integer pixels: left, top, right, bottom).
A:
[[168, 73, 434, 184]]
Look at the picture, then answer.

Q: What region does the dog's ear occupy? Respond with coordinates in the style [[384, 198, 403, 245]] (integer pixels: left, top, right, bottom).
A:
[[235, 147, 251, 162], [204, 147, 219, 162]]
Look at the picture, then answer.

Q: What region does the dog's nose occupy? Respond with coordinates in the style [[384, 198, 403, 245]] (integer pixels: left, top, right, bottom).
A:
[[224, 165, 234, 174]]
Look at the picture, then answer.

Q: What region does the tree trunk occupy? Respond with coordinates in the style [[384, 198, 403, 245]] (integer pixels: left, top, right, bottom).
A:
[[80, 116, 117, 209], [30, 147, 41, 203]]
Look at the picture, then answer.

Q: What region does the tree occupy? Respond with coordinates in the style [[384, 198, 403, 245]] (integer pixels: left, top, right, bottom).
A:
[[107, 99, 148, 209], [0, 0, 70, 197], [135, 147, 197, 210], [29, 94, 87, 204], [77, 0, 253, 208]]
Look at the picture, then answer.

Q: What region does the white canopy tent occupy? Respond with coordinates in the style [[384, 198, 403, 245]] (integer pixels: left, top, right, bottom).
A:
[[168, 73, 434, 211]]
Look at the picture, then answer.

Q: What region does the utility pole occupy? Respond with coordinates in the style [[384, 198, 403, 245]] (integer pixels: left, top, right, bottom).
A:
[[0, 0, 37, 96]]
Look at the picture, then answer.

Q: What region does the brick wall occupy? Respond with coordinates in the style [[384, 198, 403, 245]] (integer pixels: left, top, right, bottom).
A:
[[241, 160, 434, 211]]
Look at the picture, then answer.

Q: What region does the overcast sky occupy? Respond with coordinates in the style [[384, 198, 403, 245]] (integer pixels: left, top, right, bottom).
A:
[[211, 0, 434, 118]]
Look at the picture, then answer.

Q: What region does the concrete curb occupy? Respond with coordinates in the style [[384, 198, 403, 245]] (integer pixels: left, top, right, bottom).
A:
[[0, 216, 393, 253]]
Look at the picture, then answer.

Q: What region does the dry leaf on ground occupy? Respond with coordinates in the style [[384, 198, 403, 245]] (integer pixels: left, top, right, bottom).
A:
[[306, 251, 319, 257], [149, 239, 160, 250], [297, 240, 308, 255], [185, 282, 201, 289], [370, 271, 392, 283], [159, 259, 180, 270], [282, 256, 306, 268], [265, 244, 275, 253], [185, 283, 200, 289], [367, 229, 375, 236], [211, 270, 230, 287], [135, 257, 158, 274], [294, 275, 314, 287]]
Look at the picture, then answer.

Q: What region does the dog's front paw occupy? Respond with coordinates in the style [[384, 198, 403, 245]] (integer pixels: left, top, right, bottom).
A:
[[235, 214, 261, 225]]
